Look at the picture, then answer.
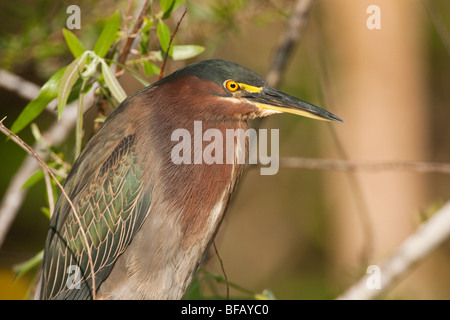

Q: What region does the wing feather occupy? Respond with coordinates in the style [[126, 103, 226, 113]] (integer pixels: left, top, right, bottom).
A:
[[40, 134, 151, 299]]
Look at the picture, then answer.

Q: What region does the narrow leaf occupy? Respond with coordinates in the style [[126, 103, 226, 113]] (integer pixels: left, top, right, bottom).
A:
[[62, 29, 85, 58], [154, 45, 205, 61], [139, 19, 153, 55], [13, 251, 44, 280], [171, 45, 204, 60], [41, 207, 51, 219], [157, 21, 171, 53], [143, 61, 161, 77], [57, 53, 88, 119], [109, 60, 150, 86], [30, 123, 43, 144], [162, 0, 185, 19], [94, 11, 120, 58], [22, 169, 44, 189], [141, 18, 153, 33], [173, 0, 185, 11], [101, 60, 127, 103], [11, 67, 66, 133], [160, 0, 174, 15]]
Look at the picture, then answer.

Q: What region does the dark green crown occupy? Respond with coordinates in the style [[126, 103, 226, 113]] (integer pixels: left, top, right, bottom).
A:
[[159, 59, 268, 88]]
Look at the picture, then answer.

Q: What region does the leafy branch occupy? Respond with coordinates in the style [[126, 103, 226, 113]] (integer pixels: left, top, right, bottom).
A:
[[1, 0, 204, 295], [0, 117, 97, 299]]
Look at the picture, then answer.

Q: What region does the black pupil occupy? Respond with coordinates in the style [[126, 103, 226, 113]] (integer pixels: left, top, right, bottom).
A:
[[230, 83, 236, 89]]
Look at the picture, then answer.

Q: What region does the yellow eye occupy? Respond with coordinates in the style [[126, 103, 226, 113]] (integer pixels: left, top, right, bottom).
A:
[[225, 80, 239, 92]]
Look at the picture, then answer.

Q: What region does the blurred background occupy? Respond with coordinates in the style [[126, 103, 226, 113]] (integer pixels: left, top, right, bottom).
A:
[[0, 0, 449, 299]]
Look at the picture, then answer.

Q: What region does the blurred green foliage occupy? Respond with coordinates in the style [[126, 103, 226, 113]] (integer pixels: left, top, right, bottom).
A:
[[1, 0, 449, 300]]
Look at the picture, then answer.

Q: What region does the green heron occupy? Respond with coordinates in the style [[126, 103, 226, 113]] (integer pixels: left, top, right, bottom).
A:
[[37, 59, 342, 299]]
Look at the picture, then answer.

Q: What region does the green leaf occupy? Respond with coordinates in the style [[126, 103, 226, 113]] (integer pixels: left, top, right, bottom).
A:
[[94, 11, 120, 58], [171, 45, 204, 60], [62, 29, 85, 58], [139, 19, 154, 54], [41, 207, 51, 219], [108, 59, 151, 87], [143, 61, 161, 77], [161, 0, 185, 19], [69, 79, 91, 103], [174, 0, 185, 10], [141, 18, 153, 33], [160, 0, 174, 14], [157, 21, 172, 55], [101, 60, 127, 103], [22, 169, 44, 189], [30, 123, 43, 144], [13, 250, 43, 280], [154, 45, 204, 61], [57, 52, 88, 119], [11, 67, 66, 134]]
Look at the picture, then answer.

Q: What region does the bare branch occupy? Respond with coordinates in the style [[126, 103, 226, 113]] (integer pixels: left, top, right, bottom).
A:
[[0, 83, 98, 248], [337, 201, 450, 300], [279, 157, 450, 175], [251, 0, 317, 155], [159, 8, 188, 80], [116, 0, 150, 74], [0, 104, 73, 247], [0, 69, 40, 101], [0, 69, 60, 116], [266, 0, 315, 88]]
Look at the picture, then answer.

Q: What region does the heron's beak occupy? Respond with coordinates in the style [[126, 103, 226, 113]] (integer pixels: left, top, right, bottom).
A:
[[247, 86, 343, 122]]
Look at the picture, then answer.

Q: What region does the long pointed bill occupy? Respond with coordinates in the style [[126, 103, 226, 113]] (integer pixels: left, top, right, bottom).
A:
[[247, 86, 343, 122]]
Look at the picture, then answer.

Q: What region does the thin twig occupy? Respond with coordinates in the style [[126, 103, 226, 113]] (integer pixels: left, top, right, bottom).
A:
[[265, 0, 315, 88], [0, 83, 97, 248], [251, 0, 316, 142], [329, 126, 374, 267], [213, 241, 229, 300], [123, 0, 135, 28], [278, 157, 450, 175], [159, 8, 188, 80], [0, 103, 76, 247], [0, 118, 97, 299], [337, 201, 450, 300], [42, 170, 54, 216], [116, 0, 150, 74], [47, 166, 68, 179], [309, 20, 373, 266], [199, 269, 255, 297]]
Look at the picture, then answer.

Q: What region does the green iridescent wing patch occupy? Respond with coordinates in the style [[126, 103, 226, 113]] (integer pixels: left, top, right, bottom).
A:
[[41, 134, 151, 299]]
